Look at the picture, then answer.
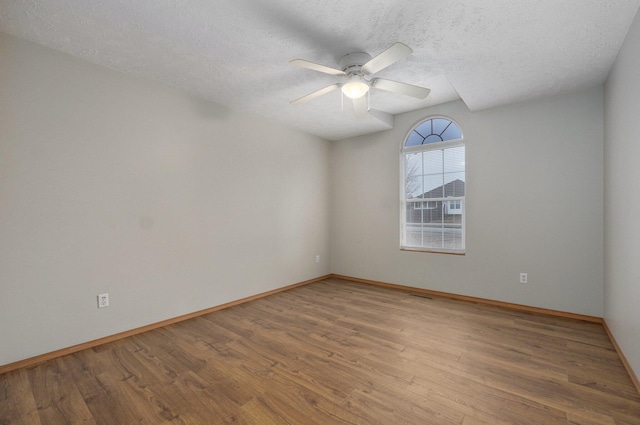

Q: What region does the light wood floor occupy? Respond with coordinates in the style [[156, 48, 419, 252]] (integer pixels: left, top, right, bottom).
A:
[[1, 278, 639, 424]]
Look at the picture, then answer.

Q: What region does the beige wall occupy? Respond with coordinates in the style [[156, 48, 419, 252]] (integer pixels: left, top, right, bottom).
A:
[[0, 33, 331, 366], [604, 9, 640, 380], [0, 29, 615, 369], [330, 89, 604, 317]]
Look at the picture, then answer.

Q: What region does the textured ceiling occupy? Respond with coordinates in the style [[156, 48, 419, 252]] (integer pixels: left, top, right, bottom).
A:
[[1, 0, 639, 140]]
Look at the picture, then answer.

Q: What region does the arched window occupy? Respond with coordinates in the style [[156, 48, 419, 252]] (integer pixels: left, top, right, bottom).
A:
[[401, 117, 465, 253]]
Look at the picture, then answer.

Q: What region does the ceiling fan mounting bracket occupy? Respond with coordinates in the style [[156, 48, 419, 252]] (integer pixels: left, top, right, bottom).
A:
[[339, 52, 372, 75]]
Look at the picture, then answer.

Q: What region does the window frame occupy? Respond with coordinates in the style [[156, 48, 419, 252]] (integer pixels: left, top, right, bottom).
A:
[[400, 116, 465, 255]]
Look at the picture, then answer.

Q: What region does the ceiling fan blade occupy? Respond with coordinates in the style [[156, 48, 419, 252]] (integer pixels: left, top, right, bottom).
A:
[[371, 78, 431, 99], [291, 84, 341, 105], [352, 96, 369, 118], [361, 42, 413, 74], [368, 109, 394, 128], [290, 59, 346, 76]]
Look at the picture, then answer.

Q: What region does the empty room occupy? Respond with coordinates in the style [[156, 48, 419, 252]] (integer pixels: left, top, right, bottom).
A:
[[1, 1, 640, 424]]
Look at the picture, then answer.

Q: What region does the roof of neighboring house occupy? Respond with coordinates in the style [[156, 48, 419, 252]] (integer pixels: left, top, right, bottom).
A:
[[416, 179, 465, 199]]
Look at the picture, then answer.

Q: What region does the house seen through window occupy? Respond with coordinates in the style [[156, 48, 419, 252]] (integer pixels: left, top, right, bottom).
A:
[[401, 117, 465, 253]]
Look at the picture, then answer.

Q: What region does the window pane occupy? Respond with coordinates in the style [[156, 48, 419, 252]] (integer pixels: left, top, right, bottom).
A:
[[422, 150, 443, 175], [442, 222, 463, 250], [443, 146, 465, 173], [405, 131, 424, 147], [413, 120, 432, 137], [441, 123, 462, 140], [406, 152, 423, 174], [442, 172, 465, 196], [432, 118, 450, 135], [422, 175, 444, 198], [404, 153, 423, 197]]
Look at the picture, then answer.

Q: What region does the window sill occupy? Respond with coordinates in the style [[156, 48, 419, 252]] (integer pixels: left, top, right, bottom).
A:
[[400, 247, 466, 256]]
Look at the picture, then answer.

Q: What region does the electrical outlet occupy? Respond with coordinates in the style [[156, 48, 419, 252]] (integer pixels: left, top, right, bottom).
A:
[[97, 293, 109, 308], [316, 255, 320, 263], [520, 273, 528, 284]]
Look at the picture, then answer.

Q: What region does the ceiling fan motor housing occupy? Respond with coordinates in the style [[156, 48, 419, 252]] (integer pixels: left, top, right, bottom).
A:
[[339, 52, 372, 75]]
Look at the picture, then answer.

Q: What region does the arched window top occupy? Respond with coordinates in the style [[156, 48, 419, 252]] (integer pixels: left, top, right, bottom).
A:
[[404, 117, 463, 148]]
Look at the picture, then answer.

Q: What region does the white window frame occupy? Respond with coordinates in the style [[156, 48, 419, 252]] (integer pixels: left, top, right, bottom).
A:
[[400, 117, 465, 254]]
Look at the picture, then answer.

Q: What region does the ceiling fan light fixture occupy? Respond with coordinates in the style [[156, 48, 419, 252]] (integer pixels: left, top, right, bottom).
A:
[[341, 79, 369, 99]]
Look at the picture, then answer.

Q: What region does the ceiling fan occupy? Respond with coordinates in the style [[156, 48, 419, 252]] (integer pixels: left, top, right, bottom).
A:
[[289, 42, 430, 118]]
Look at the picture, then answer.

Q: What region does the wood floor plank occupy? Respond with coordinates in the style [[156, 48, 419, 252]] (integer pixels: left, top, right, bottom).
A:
[[0, 368, 42, 425], [27, 358, 97, 425], [1, 278, 639, 424], [407, 358, 569, 425]]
